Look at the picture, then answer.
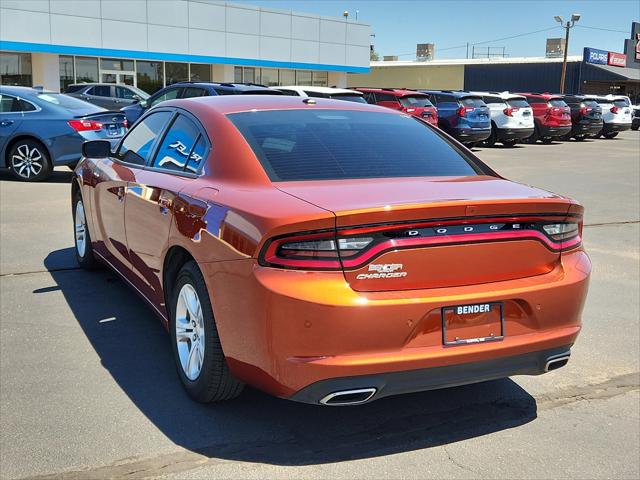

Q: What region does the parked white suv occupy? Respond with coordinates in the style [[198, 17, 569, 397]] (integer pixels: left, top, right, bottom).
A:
[[586, 95, 632, 138], [470, 92, 535, 146], [276, 86, 366, 103]]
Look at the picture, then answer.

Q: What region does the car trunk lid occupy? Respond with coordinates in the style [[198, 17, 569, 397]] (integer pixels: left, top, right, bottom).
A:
[[276, 176, 579, 291]]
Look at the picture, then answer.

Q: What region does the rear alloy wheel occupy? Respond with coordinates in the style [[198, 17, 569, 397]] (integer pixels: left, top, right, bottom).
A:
[[73, 191, 98, 269], [170, 261, 244, 403], [603, 132, 619, 139], [9, 139, 52, 182]]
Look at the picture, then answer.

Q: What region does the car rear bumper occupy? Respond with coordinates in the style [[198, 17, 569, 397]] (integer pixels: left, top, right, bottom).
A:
[[453, 128, 492, 143], [603, 122, 631, 133], [572, 121, 603, 136], [290, 345, 573, 405], [497, 127, 534, 140], [203, 249, 591, 401], [539, 124, 572, 138]]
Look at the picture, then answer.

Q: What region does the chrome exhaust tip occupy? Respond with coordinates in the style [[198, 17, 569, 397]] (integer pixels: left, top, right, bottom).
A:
[[545, 352, 571, 372], [319, 388, 377, 406]]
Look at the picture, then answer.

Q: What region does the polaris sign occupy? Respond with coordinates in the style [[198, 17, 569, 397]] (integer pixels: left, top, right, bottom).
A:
[[584, 47, 609, 65]]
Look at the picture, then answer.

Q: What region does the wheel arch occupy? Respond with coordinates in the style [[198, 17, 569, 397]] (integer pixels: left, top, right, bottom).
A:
[[3, 135, 52, 169], [162, 245, 198, 314]]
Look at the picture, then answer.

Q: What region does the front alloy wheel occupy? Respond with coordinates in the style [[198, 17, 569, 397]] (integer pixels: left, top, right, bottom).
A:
[[9, 140, 52, 181]]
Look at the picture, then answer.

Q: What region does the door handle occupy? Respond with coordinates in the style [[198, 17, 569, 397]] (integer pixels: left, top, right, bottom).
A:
[[158, 196, 172, 214], [0, 120, 14, 127], [117, 186, 125, 202]]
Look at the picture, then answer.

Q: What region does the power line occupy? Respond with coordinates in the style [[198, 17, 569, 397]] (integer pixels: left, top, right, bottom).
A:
[[386, 26, 562, 58], [574, 24, 629, 34]]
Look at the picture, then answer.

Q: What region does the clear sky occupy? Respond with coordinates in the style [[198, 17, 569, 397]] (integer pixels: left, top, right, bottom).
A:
[[234, 0, 639, 59]]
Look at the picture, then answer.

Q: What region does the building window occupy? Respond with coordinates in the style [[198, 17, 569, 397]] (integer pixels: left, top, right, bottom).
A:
[[312, 71, 328, 87], [296, 70, 312, 86], [59, 56, 75, 91], [190, 63, 211, 82], [242, 67, 259, 84], [0, 52, 32, 87], [261, 68, 279, 86], [234, 66, 243, 83], [136, 61, 164, 94], [75, 57, 99, 83], [165, 62, 188, 86], [100, 58, 134, 72], [279, 69, 295, 86]]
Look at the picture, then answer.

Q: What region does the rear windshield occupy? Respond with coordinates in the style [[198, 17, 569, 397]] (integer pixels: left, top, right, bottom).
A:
[[548, 99, 568, 107], [582, 100, 600, 108], [507, 99, 530, 108], [460, 97, 486, 107], [399, 95, 434, 108], [329, 93, 367, 103], [613, 99, 630, 107], [64, 85, 85, 93], [227, 109, 482, 181], [36, 93, 101, 111]]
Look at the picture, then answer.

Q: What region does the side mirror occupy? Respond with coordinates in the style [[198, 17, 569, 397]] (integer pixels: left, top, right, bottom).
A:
[[132, 94, 141, 102], [82, 140, 111, 158], [139, 99, 148, 108]]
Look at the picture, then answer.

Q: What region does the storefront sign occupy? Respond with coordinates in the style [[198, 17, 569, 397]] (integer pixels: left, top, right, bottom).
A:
[[584, 47, 608, 65], [608, 52, 627, 67]]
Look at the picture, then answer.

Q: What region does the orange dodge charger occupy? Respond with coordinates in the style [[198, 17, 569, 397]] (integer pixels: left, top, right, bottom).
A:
[[72, 96, 590, 405]]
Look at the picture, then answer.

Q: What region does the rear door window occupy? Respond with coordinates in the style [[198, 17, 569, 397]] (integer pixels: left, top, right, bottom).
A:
[[228, 109, 483, 181], [329, 94, 367, 103], [115, 86, 136, 99], [116, 111, 172, 166], [88, 86, 112, 97], [151, 114, 206, 173], [0, 94, 36, 112]]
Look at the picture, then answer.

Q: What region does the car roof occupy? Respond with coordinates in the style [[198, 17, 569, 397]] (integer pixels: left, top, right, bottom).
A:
[[169, 81, 276, 92], [162, 94, 393, 115], [68, 83, 130, 87], [278, 85, 363, 95], [419, 90, 483, 98], [354, 87, 426, 97], [467, 91, 527, 101]]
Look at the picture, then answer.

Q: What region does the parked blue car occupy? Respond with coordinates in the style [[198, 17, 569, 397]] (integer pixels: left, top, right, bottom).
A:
[[122, 81, 281, 124], [0, 86, 127, 181], [420, 90, 491, 145]]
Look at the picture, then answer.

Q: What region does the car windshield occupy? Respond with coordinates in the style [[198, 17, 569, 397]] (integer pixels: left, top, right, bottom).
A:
[[507, 99, 530, 108], [128, 86, 150, 99], [227, 109, 482, 181], [36, 93, 101, 111], [460, 97, 486, 107], [329, 94, 367, 103], [399, 96, 433, 108]]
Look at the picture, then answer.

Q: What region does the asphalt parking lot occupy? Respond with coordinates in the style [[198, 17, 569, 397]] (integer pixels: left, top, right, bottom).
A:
[[1, 132, 638, 480]]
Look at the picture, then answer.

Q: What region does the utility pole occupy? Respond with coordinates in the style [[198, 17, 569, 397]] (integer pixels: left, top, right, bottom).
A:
[[555, 13, 581, 93]]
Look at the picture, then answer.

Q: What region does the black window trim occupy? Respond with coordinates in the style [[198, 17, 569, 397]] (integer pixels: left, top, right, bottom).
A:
[[117, 107, 211, 178], [149, 86, 184, 108], [0, 93, 41, 114]]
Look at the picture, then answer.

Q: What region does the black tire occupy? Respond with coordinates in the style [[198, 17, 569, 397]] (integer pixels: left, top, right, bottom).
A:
[[66, 162, 79, 171], [575, 135, 586, 141], [603, 132, 619, 139], [501, 139, 518, 147], [541, 137, 553, 144], [8, 138, 53, 182], [484, 124, 497, 147], [525, 124, 540, 144], [631, 125, 639, 131], [72, 190, 99, 269], [465, 142, 477, 149], [170, 260, 244, 403]]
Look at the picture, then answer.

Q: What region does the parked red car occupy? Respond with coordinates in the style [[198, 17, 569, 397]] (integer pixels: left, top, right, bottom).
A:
[[354, 88, 438, 127], [517, 93, 572, 143]]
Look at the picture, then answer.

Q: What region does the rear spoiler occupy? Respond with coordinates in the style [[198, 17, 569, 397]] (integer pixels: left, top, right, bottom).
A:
[[75, 110, 126, 119]]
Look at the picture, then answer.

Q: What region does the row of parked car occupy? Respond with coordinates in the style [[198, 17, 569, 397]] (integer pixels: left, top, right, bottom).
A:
[[0, 81, 638, 181]]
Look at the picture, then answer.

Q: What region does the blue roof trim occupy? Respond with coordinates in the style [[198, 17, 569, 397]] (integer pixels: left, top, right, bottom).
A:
[[0, 40, 370, 73]]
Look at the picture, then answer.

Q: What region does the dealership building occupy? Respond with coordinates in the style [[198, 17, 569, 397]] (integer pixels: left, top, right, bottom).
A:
[[0, 0, 370, 93]]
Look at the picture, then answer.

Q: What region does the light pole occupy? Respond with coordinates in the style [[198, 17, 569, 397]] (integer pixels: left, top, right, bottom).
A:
[[555, 13, 581, 93]]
